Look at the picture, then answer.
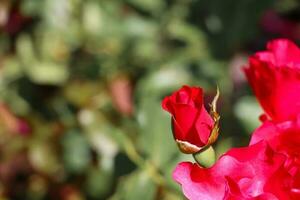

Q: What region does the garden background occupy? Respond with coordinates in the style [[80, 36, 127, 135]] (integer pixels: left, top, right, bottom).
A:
[[0, 0, 298, 199]]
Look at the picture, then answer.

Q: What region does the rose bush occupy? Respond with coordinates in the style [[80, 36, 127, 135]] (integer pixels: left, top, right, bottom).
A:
[[165, 39, 300, 200]]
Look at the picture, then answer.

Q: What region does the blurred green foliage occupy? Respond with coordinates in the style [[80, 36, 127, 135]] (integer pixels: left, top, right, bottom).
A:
[[0, 0, 298, 199]]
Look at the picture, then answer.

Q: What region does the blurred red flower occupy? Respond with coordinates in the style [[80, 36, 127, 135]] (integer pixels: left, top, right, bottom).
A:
[[261, 10, 300, 41]]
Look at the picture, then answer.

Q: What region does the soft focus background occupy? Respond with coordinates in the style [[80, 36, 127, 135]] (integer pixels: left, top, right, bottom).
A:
[[0, 0, 299, 199]]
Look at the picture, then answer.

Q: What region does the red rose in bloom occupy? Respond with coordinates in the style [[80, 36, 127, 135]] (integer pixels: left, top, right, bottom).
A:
[[250, 119, 300, 199], [173, 142, 287, 200], [250, 119, 300, 159], [245, 39, 300, 122], [162, 86, 216, 153]]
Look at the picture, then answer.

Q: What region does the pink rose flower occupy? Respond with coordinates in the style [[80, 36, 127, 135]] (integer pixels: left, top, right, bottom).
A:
[[173, 142, 286, 200], [250, 118, 300, 199]]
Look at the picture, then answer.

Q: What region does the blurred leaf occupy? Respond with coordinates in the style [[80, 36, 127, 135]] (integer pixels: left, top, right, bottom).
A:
[[1, 58, 23, 83], [215, 137, 234, 158], [61, 130, 91, 174], [86, 129, 119, 170], [16, 34, 36, 63], [275, 0, 299, 12], [25, 62, 69, 85], [160, 191, 183, 200], [21, 0, 44, 16], [85, 167, 114, 199], [1, 90, 30, 116], [137, 66, 191, 95], [42, 0, 72, 29], [126, 0, 165, 13], [29, 142, 60, 175], [38, 31, 70, 62], [63, 81, 105, 107], [137, 95, 178, 169], [234, 96, 262, 133], [167, 20, 208, 60], [82, 1, 103, 36], [193, 0, 275, 58], [124, 16, 157, 38], [109, 170, 157, 200]]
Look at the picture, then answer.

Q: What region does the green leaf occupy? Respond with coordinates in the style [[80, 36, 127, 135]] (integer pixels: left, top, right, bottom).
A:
[[61, 130, 91, 174], [21, 0, 44, 16], [16, 34, 36, 63], [126, 0, 165, 13], [28, 142, 60, 175], [82, 1, 103, 35], [85, 167, 114, 199], [25, 62, 69, 85], [234, 96, 262, 133], [109, 170, 157, 200], [137, 66, 191, 96], [137, 95, 178, 168]]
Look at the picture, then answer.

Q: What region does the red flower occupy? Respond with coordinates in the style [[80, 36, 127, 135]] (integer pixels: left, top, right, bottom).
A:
[[245, 39, 300, 122], [173, 142, 287, 200], [250, 119, 300, 159], [169, 39, 300, 199], [250, 118, 300, 199], [162, 86, 216, 153]]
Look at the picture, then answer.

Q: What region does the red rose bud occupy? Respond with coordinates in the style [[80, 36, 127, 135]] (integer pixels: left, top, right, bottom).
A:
[[162, 85, 220, 154], [244, 39, 300, 122]]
